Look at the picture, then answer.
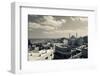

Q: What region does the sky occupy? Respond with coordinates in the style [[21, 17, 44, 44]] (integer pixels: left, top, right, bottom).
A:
[[28, 15, 88, 39]]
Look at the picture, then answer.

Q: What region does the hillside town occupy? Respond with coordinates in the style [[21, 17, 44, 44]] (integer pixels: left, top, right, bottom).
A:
[[28, 34, 88, 60]]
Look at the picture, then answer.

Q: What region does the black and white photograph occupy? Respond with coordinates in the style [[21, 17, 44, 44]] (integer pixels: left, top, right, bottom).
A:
[[28, 15, 88, 61]]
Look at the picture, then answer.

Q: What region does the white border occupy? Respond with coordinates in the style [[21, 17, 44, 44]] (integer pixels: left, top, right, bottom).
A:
[[11, 2, 96, 74]]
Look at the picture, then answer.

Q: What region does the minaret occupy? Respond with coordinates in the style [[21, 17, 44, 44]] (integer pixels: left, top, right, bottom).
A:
[[76, 33, 78, 38], [69, 33, 71, 38]]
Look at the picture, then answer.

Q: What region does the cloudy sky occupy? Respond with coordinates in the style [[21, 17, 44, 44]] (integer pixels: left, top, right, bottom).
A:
[[28, 15, 88, 39]]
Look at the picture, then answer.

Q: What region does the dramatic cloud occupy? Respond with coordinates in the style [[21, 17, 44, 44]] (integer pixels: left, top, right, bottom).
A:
[[28, 15, 88, 39]]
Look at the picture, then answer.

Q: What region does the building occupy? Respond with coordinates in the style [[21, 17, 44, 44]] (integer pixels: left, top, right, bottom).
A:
[[54, 45, 71, 59], [76, 37, 84, 46], [68, 35, 76, 47]]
